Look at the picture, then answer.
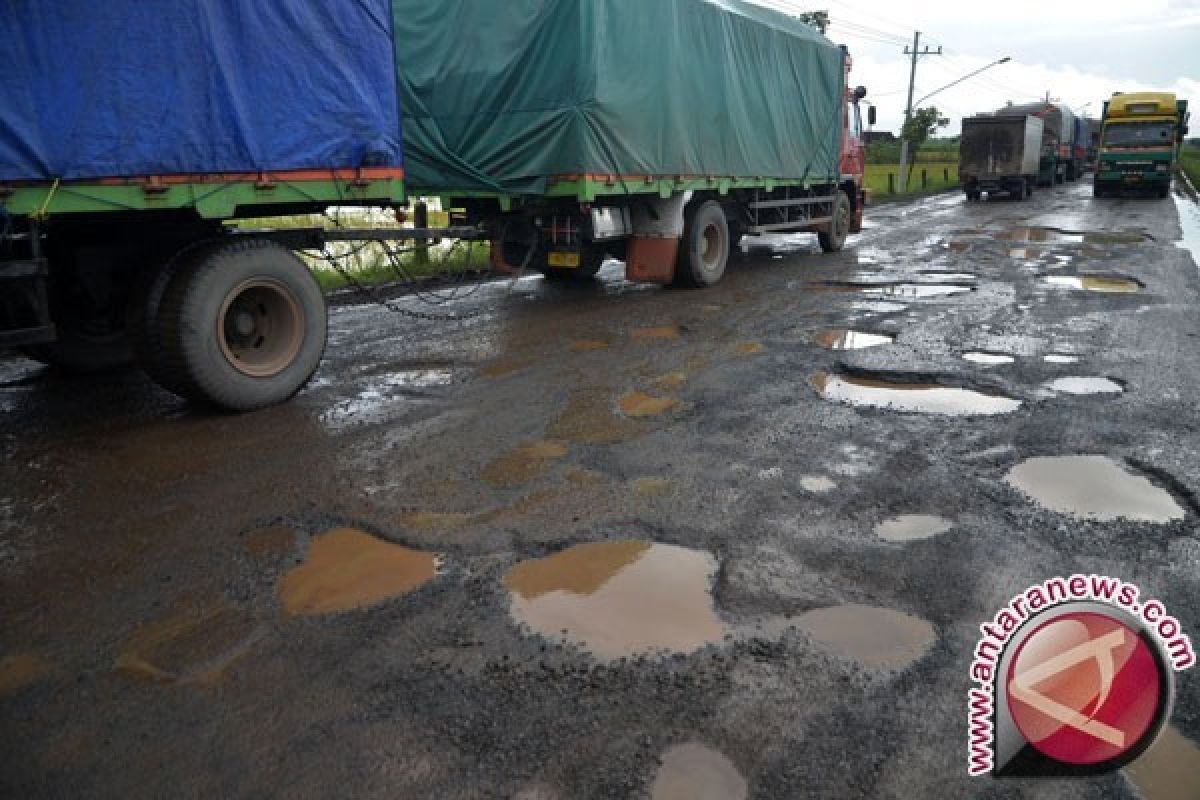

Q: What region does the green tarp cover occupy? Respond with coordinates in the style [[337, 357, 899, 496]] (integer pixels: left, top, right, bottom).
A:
[[394, 0, 845, 195]]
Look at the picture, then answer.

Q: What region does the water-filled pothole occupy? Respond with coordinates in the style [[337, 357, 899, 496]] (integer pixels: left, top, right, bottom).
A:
[[1004, 455, 1185, 522], [1043, 275, 1141, 293], [812, 281, 973, 299], [996, 227, 1085, 244], [651, 742, 748, 800], [796, 604, 936, 668], [815, 329, 894, 350], [278, 528, 438, 615], [963, 352, 1015, 366], [875, 514, 954, 542], [482, 441, 569, 488], [812, 372, 1021, 415], [504, 541, 726, 661], [1043, 376, 1124, 395], [1044, 354, 1081, 364]]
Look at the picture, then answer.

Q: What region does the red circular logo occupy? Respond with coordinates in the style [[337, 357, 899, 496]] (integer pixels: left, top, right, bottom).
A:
[[1006, 611, 1164, 766]]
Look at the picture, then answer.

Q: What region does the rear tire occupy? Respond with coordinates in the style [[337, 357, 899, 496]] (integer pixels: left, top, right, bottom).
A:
[[965, 190, 981, 202], [157, 239, 327, 411], [818, 191, 852, 253], [673, 200, 730, 287], [21, 266, 133, 373]]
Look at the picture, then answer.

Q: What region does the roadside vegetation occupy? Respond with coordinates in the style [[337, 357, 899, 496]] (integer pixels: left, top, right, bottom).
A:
[[866, 134, 960, 200], [228, 206, 490, 292], [1180, 142, 1200, 189]]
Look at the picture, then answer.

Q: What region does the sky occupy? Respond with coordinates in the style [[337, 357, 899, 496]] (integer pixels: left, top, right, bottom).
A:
[[754, 0, 1200, 136]]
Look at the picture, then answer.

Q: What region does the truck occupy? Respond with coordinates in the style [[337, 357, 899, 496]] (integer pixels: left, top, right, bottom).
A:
[[0, 0, 869, 412], [999, 101, 1080, 184], [397, 0, 871, 288], [1094, 92, 1191, 198], [959, 114, 1044, 201]]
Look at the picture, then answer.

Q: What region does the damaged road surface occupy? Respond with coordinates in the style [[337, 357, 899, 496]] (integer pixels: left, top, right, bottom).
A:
[[4, 182, 1200, 798]]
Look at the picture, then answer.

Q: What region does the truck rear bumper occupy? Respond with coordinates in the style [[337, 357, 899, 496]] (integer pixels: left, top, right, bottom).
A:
[[0, 258, 56, 347]]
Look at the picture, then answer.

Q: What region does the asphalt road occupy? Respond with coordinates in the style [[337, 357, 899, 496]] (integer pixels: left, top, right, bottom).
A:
[[3, 179, 1200, 799]]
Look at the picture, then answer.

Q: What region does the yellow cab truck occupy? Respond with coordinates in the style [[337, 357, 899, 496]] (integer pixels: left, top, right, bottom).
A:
[[1094, 91, 1190, 198]]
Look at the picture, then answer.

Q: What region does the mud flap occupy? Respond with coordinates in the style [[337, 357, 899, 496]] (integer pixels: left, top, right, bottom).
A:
[[624, 192, 689, 285]]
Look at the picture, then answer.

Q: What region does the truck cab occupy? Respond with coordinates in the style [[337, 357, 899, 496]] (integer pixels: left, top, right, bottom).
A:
[[1094, 92, 1190, 198]]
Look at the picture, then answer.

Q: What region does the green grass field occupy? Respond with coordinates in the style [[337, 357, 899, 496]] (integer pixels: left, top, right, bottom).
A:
[[865, 162, 959, 199], [1180, 147, 1200, 190]]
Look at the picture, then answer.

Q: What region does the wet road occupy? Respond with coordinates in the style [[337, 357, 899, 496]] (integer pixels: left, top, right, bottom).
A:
[[4, 180, 1200, 798]]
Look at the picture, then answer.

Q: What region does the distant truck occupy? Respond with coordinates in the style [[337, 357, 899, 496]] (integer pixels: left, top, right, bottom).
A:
[[1094, 92, 1191, 198], [959, 114, 1044, 201], [999, 101, 1081, 184], [0, 0, 871, 412]]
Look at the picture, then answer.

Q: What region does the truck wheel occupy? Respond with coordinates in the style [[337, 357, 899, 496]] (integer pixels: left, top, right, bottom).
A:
[[21, 271, 134, 373], [818, 191, 851, 253], [1093, 183, 1106, 198], [673, 200, 730, 287], [128, 240, 223, 396], [157, 239, 326, 411], [965, 190, 981, 202], [1157, 184, 1171, 199], [1025, 179, 1034, 199]]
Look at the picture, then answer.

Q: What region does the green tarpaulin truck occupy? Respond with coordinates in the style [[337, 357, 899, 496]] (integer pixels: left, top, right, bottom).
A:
[[1094, 92, 1190, 198], [1, 0, 870, 411]]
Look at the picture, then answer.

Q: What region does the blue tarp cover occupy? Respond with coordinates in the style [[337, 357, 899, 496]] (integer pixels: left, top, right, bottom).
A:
[[0, 1, 402, 182]]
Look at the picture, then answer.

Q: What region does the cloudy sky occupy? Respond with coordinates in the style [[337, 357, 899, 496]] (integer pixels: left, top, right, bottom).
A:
[[755, 0, 1200, 136]]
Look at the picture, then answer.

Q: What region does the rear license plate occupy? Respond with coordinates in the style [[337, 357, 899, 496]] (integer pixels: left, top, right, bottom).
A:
[[1123, 175, 1141, 183], [547, 252, 581, 268]]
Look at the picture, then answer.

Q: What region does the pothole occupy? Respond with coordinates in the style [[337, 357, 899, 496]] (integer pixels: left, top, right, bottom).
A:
[[1004, 455, 1185, 522], [1043, 275, 1141, 293], [1043, 376, 1124, 395], [875, 514, 954, 542], [795, 604, 936, 669], [651, 742, 748, 800], [814, 329, 894, 350], [812, 372, 1021, 415], [618, 392, 678, 417], [504, 541, 727, 661], [278, 528, 438, 615], [995, 227, 1085, 244], [810, 281, 973, 298], [0, 652, 51, 696], [1009, 247, 1043, 259], [800, 475, 837, 493], [1044, 354, 1081, 364], [482, 440, 569, 488], [735, 342, 765, 355], [1124, 725, 1200, 800], [963, 352, 1015, 366], [115, 602, 263, 685], [549, 390, 647, 443], [851, 301, 908, 314], [569, 339, 611, 351]]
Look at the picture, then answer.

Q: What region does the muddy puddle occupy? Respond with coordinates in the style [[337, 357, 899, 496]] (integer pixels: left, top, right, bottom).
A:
[[812, 372, 1021, 416], [1004, 455, 1185, 522], [1044, 354, 1081, 364], [962, 352, 1015, 366], [1125, 725, 1200, 800], [1008, 247, 1043, 260], [1043, 376, 1124, 395], [618, 392, 678, 417], [504, 541, 726, 661], [278, 528, 438, 615], [483, 441, 569, 488], [651, 742, 748, 800], [995, 227, 1085, 244], [735, 342, 765, 355], [1043, 275, 1141, 293], [851, 301, 908, 314], [814, 329, 894, 350], [116, 602, 263, 685], [796, 604, 936, 668], [569, 339, 611, 352], [549, 390, 648, 443], [875, 514, 954, 542], [0, 652, 51, 696]]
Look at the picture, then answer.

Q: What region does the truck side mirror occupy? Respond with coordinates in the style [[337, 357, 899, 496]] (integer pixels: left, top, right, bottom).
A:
[[868, 105, 877, 126], [854, 85, 868, 100]]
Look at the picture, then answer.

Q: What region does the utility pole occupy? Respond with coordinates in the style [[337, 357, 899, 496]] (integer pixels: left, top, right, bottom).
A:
[[897, 31, 942, 193]]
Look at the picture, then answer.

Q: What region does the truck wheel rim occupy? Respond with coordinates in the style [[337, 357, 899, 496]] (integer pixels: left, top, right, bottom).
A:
[[217, 278, 304, 378], [700, 221, 724, 270]]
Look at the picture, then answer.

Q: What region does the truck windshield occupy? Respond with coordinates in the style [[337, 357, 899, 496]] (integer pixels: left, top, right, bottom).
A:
[[1102, 121, 1174, 147]]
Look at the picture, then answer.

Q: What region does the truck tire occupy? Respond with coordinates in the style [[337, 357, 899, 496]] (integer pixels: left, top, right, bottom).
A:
[[21, 265, 134, 373], [818, 191, 851, 253], [1025, 179, 1034, 199], [673, 200, 730, 287], [1158, 184, 1171, 199], [157, 239, 327, 411], [965, 189, 981, 202], [128, 239, 223, 396]]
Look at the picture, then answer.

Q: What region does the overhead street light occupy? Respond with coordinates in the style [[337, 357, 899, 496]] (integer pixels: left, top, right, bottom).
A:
[[898, 55, 1012, 192]]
